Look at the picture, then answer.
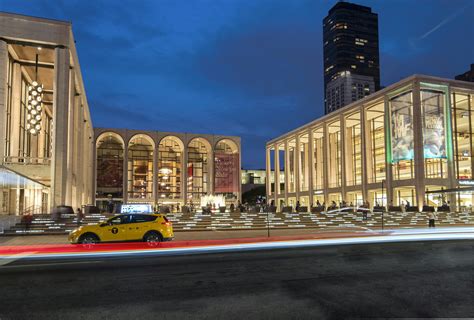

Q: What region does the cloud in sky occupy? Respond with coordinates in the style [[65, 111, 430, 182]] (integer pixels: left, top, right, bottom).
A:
[[1, 0, 473, 168]]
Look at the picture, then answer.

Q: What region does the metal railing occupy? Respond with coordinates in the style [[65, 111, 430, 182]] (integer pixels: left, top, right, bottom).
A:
[[3, 156, 51, 165]]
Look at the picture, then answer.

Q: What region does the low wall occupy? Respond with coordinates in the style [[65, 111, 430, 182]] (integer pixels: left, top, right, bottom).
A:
[[0, 215, 21, 234]]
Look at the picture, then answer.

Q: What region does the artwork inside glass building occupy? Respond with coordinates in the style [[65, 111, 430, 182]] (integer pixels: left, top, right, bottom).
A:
[[0, 12, 241, 215], [266, 75, 474, 212]]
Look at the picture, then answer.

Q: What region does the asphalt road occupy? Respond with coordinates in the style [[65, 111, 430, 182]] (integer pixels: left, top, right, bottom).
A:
[[1, 240, 473, 319]]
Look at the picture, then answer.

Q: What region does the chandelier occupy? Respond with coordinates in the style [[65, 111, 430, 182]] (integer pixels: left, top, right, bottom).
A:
[[26, 52, 43, 135]]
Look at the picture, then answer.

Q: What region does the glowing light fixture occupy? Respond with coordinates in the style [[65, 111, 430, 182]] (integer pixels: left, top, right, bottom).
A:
[[27, 53, 43, 135]]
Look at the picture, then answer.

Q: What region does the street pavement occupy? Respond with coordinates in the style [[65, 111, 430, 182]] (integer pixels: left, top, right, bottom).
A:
[[0, 227, 362, 245], [0, 239, 473, 319]]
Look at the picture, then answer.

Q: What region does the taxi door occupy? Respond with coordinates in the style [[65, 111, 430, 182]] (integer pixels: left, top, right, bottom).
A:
[[127, 214, 153, 240], [101, 215, 132, 242]]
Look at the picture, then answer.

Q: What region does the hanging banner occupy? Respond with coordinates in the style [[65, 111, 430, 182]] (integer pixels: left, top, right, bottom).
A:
[[391, 104, 414, 162], [214, 153, 239, 193], [422, 90, 446, 159]]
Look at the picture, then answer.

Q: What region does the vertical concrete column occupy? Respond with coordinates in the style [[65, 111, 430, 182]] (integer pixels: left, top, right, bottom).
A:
[[182, 141, 188, 205], [0, 40, 7, 163], [9, 62, 21, 159], [284, 140, 289, 206], [208, 146, 214, 195], [412, 82, 426, 210], [123, 135, 129, 204], [360, 106, 368, 202], [295, 134, 300, 202], [323, 124, 329, 206], [384, 95, 393, 207], [65, 69, 75, 206], [81, 119, 88, 205], [153, 141, 158, 207], [87, 131, 94, 204], [75, 102, 84, 207], [50, 47, 70, 209], [340, 114, 346, 202], [308, 129, 314, 207], [274, 143, 280, 209], [445, 86, 457, 210], [265, 147, 271, 202]]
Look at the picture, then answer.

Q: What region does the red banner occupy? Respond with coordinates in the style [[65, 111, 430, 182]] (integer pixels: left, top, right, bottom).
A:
[[214, 153, 239, 193]]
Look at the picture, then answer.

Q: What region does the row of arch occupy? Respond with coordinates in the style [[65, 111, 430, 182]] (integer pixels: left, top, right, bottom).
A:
[[95, 132, 240, 205]]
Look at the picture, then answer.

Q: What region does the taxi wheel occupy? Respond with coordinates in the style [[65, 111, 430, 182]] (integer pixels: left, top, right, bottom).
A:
[[79, 233, 99, 244], [143, 231, 162, 244]]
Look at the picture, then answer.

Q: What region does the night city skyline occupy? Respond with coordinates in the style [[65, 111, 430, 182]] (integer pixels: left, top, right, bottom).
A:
[[2, 0, 473, 169]]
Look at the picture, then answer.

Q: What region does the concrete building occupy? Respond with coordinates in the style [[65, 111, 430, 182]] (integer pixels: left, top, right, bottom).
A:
[[323, 1, 380, 113], [0, 12, 241, 215], [94, 128, 241, 213], [266, 75, 474, 212], [326, 72, 374, 112], [0, 12, 94, 215], [455, 64, 474, 83]]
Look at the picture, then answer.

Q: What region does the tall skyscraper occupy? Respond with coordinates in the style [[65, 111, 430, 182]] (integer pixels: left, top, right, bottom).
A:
[[323, 1, 380, 114]]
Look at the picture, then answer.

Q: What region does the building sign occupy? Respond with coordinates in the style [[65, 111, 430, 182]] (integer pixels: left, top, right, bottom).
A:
[[215, 153, 239, 193], [459, 180, 474, 186], [121, 204, 152, 214], [422, 90, 446, 159], [391, 92, 414, 162]]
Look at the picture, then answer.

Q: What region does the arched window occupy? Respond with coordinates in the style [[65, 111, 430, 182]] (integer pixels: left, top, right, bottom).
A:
[[96, 133, 124, 199], [187, 138, 211, 203], [127, 135, 154, 200], [214, 139, 239, 196], [158, 136, 183, 200]]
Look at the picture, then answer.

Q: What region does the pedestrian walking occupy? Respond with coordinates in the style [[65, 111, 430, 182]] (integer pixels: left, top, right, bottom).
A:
[[428, 211, 437, 228], [76, 207, 83, 226]]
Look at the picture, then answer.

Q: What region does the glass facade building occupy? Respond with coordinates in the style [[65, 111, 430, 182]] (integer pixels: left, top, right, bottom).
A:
[[266, 75, 474, 212], [95, 129, 241, 212]]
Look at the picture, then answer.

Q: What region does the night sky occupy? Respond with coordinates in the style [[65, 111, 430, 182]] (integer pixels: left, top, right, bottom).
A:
[[2, 0, 473, 169]]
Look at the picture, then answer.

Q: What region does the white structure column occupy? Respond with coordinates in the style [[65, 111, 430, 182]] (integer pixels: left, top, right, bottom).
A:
[[50, 47, 70, 209], [323, 124, 329, 206], [9, 62, 21, 158], [153, 143, 158, 206], [412, 82, 426, 210], [295, 135, 300, 202], [65, 69, 75, 207], [0, 40, 7, 162], [308, 129, 314, 207], [360, 106, 368, 202], [284, 140, 289, 206], [384, 95, 393, 207], [340, 114, 346, 201], [123, 138, 129, 204], [274, 143, 280, 209], [182, 144, 188, 204]]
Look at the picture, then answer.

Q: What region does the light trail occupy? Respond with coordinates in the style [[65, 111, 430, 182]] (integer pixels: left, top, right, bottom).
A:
[[1, 230, 473, 262]]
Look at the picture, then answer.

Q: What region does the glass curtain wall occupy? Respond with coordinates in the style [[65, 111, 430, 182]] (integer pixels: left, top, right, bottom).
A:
[[366, 102, 386, 183], [127, 136, 154, 200], [390, 91, 415, 180], [158, 137, 182, 200], [452, 92, 473, 180], [299, 134, 309, 192], [187, 139, 209, 203], [313, 128, 324, 190], [328, 121, 342, 188], [288, 139, 296, 193], [96, 135, 124, 200], [421, 89, 447, 178], [345, 112, 362, 186]]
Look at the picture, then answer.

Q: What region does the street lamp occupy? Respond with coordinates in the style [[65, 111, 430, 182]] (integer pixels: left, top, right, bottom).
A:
[[381, 179, 385, 232]]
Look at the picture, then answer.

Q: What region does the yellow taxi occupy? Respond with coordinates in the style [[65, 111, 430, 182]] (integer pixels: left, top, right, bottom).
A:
[[68, 213, 174, 244]]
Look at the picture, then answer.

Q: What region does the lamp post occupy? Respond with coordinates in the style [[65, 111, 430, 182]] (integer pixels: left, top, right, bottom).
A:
[[381, 179, 385, 232]]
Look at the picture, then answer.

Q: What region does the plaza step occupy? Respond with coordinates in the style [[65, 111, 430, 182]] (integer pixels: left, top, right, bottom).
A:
[[2, 211, 473, 235]]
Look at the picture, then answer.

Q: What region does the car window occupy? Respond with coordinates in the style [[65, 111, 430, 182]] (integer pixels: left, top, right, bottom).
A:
[[109, 215, 130, 225], [131, 214, 157, 223]]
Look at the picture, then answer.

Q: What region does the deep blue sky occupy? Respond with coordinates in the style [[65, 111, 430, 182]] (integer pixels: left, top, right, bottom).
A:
[[2, 0, 473, 169]]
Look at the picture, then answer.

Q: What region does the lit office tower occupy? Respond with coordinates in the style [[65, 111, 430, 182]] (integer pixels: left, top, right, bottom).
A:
[[323, 1, 380, 114]]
